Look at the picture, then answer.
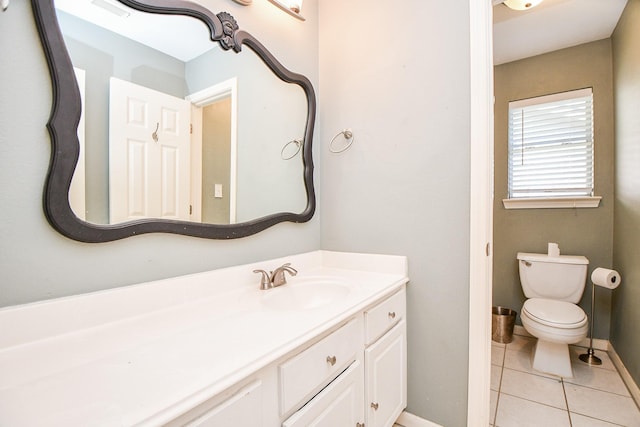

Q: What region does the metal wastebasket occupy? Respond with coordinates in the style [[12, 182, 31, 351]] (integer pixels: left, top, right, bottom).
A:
[[492, 306, 516, 344]]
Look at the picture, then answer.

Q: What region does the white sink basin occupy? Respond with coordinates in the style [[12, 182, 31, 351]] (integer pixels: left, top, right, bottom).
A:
[[261, 278, 350, 311]]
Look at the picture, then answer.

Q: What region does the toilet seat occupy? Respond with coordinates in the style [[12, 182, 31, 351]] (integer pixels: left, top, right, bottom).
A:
[[523, 298, 587, 329]]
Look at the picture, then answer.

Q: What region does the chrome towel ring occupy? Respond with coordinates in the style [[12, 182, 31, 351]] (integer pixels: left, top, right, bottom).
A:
[[329, 129, 354, 153], [281, 138, 302, 160]]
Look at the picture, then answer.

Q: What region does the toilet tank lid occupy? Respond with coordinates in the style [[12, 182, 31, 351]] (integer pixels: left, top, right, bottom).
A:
[[517, 252, 589, 265]]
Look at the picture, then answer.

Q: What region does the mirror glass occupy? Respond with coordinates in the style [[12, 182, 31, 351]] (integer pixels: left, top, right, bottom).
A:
[[52, 0, 311, 229]]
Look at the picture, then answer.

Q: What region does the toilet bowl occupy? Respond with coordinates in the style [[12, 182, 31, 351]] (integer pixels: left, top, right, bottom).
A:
[[517, 252, 589, 378], [520, 298, 588, 377]]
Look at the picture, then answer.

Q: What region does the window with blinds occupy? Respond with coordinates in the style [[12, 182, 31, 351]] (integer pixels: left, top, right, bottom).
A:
[[508, 88, 594, 199]]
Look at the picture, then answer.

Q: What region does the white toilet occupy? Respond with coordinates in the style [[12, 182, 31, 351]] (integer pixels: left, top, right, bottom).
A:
[[517, 252, 589, 378]]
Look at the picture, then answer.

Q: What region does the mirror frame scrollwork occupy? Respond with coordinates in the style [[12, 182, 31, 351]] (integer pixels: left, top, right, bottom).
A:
[[31, 0, 316, 242]]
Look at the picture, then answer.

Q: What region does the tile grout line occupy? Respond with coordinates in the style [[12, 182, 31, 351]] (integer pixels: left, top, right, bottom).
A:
[[501, 364, 560, 382], [561, 378, 573, 427], [500, 339, 569, 422], [498, 390, 573, 412], [492, 342, 507, 427], [493, 335, 638, 426], [564, 379, 634, 398], [562, 384, 638, 426], [565, 355, 635, 426]]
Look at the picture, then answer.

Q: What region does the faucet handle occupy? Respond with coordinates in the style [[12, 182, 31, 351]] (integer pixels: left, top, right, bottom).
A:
[[271, 263, 297, 287], [253, 269, 272, 290], [280, 263, 298, 275]]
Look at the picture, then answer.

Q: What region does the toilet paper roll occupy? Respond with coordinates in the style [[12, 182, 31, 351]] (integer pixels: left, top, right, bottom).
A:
[[591, 267, 621, 289], [548, 242, 560, 257]]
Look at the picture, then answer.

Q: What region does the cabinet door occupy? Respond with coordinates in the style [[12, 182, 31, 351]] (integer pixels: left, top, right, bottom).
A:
[[283, 360, 364, 427], [365, 320, 407, 427]]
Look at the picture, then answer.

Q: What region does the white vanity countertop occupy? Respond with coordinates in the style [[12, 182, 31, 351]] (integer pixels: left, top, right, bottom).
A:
[[0, 251, 408, 426]]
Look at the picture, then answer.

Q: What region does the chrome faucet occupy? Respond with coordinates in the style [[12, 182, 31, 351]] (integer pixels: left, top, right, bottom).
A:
[[253, 263, 298, 290]]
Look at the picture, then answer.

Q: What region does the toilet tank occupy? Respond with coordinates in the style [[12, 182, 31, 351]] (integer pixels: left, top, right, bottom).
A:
[[517, 252, 589, 303]]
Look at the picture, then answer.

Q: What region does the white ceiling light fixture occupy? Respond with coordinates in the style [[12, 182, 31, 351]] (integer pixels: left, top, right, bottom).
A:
[[267, 0, 305, 21], [500, 0, 544, 11]]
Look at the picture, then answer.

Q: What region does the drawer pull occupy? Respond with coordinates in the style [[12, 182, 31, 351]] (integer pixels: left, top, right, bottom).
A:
[[371, 402, 379, 410], [357, 424, 365, 427], [388, 311, 396, 319], [326, 355, 337, 366]]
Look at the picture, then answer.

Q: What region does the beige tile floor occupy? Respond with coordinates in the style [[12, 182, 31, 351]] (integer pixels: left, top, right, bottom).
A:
[[491, 334, 640, 427]]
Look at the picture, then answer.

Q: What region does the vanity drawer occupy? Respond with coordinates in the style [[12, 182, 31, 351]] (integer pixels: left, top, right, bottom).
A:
[[282, 360, 364, 427], [279, 317, 362, 415], [364, 288, 406, 345]]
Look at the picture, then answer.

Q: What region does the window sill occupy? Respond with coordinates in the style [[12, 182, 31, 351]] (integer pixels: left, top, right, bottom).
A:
[[502, 196, 602, 210]]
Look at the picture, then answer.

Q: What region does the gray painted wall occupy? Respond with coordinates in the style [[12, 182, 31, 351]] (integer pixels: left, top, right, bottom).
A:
[[493, 40, 615, 339], [318, 1, 472, 425], [612, 0, 640, 389], [0, 0, 320, 306], [186, 44, 308, 222]]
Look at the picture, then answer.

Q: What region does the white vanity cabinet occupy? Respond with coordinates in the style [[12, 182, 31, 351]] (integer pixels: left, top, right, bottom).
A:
[[168, 289, 408, 427], [364, 289, 407, 427], [280, 288, 407, 427], [0, 251, 409, 427]]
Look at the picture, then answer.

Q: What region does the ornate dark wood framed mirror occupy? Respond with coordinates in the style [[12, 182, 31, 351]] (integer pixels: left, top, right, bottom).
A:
[[32, 0, 316, 242]]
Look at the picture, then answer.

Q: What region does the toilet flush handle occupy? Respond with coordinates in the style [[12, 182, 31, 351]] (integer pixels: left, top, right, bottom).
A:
[[522, 260, 532, 267]]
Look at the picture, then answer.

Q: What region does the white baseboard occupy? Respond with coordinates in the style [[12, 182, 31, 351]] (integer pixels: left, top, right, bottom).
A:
[[395, 411, 442, 427], [513, 325, 609, 351], [575, 336, 609, 351], [608, 343, 640, 408]]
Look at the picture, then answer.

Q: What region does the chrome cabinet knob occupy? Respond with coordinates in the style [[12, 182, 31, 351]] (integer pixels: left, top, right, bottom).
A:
[[388, 311, 396, 319], [326, 355, 337, 366], [371, 402, 379, 410]]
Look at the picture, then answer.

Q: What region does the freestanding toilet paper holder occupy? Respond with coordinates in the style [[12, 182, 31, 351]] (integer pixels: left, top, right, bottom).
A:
[[579, 278, 603, 365], [579, 268, 621, 365]]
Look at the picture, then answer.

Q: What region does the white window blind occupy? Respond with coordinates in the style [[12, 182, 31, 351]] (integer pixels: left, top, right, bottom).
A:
[[508, 88, 594, 199]]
